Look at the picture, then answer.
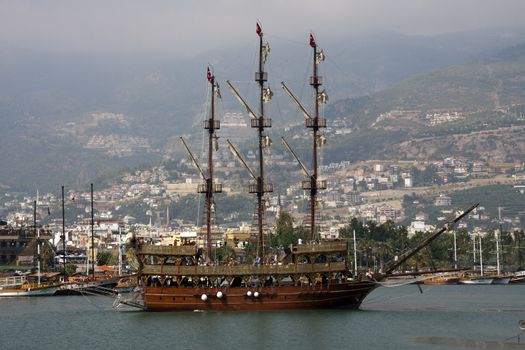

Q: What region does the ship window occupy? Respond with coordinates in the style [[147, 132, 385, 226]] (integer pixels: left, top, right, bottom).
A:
[[0, 242, 6, 247]]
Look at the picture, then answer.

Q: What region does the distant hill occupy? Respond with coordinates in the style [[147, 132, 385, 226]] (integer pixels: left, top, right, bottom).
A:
[[2, 28, 525, 192], [329, 42, 525, 129], [324, 42, 525, 164]]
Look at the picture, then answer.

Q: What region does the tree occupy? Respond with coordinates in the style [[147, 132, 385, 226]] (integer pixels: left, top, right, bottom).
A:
[[274, 211, 307, 247], [96, 251, 113, 266], [63, 263, 77, 275], [214, 246, 236, 263]]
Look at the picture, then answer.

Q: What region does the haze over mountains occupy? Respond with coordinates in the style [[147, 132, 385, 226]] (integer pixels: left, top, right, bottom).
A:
[[1, 28, 525, 192]]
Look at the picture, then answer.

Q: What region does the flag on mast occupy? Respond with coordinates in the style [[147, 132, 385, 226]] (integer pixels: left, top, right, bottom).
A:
[[256, 22, 262, 36], [207, 67, 213, 83], [309, 33, 316, 47]]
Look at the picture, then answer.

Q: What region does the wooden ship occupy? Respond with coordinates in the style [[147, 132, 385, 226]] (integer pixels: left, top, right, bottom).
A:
[[117, 24, 478, 311]]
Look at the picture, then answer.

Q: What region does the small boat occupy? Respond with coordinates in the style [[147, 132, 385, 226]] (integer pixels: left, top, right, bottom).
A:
[[458, 277, 494, 285], [511, 271, 525, 284], [0, 282, 60, 297]]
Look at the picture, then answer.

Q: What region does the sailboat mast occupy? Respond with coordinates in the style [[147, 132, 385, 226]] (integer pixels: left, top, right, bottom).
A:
[[497, 207, 502, 275], [62, 185, 66, 274], [253, 23, 272, 261], [308, 33, 326, 241], [205, 68, 219, 259], [479, 236, 484, 276], [33, 200, 37, 271], [91, 183, 95, 279], [257, 29, 265, 260]]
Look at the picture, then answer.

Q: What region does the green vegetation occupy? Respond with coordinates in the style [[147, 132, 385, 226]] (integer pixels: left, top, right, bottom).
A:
[[450, 185, 525, 222], [272, 212, 308, 247], [332, 54, 525, 131], [324, 129, 408, 164], [63, 263, 78, 275], [339, 218, 525, 272], [96, 250, 113, 266], [340, 219, 409, 271]]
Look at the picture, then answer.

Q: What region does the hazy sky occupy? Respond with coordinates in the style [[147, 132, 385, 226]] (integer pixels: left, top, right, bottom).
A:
[[1, 0, 525, 57]]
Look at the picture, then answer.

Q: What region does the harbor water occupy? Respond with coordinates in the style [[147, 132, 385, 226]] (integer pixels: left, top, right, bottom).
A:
[[2, 284, 524, 350]]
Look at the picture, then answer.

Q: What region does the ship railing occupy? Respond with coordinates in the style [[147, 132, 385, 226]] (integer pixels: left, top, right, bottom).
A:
[[137, 245, 197, 257], [141, 261, 347, 276], [0, 275, 27, 287], [290, 241, 348, 255]]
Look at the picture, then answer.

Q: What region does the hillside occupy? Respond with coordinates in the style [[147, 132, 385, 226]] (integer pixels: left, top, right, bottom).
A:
[[2, 29, 525, 192], [325, 43, 525, 164]]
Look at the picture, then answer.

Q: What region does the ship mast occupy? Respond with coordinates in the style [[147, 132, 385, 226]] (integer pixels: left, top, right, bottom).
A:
[[228, 22, 273, 261], [309, 33, 327, 240], [180, 67, 222, 260], [204, 67, 221, 259], [281, 33, 327, 241]]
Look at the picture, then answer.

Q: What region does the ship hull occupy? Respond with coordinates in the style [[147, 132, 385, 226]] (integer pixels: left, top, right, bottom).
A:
[[142, 280, 378, 311], [491, 277, 511, 285], [423, 277, 460, 285]]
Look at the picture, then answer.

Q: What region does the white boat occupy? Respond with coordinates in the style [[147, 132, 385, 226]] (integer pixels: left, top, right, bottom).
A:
[[0, 283, 60, 297], [459, 277, 494, 285], [511, 271, 525, 284]]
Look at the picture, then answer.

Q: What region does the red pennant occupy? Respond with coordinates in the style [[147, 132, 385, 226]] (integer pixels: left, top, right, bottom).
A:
[[309, 33, 316, 47], [256, 22, 262, 36], [207, 67, 213, 83]]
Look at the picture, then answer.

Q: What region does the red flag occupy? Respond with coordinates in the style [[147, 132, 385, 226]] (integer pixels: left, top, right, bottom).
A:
[[256, 22, 262, 36], [70, 195, 76, 201], [309, 33, 316, 47], [207, 67, 213, 83]]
